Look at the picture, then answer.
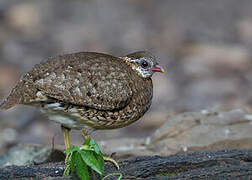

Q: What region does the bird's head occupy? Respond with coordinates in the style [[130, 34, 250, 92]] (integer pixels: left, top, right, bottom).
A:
[[121, 51, 165, 78]]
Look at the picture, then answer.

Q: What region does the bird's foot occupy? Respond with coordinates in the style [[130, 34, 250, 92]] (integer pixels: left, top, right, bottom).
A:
[[104, 156, 120, 170]]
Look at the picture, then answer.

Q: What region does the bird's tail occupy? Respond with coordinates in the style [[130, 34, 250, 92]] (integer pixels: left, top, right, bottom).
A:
[[0, 85, 21, 110], [0, 99, 8, 110]]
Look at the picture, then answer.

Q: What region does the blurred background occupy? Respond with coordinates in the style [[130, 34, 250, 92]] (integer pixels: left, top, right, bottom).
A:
[[0, 0, 252, 154]]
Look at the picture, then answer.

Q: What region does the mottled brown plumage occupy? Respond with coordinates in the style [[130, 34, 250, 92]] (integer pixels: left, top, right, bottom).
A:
[[0, 51, 165, 169], [0, 51, 165, 132]]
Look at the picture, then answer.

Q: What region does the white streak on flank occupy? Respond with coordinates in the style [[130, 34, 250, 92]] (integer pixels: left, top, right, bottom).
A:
[[48, 115, 75, 125], [47, 114, 93, 130], [44, 103, 64, 110], [68, 108, 78, 113], [44, 103, 61, 108], [71, 113, 81, 118]]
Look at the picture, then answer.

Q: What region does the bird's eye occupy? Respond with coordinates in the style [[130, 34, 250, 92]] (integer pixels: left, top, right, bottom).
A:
[[141, 60, 149, 68]]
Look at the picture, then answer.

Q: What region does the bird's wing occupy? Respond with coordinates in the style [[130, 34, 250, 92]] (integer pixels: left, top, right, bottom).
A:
[[28, 52, 133, 110]]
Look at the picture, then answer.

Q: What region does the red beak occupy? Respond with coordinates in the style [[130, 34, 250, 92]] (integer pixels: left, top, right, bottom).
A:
[[149, 64, 166, 73]]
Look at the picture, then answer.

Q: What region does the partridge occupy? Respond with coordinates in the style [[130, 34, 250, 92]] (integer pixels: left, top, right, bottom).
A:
[[0, 51, 165, 169]]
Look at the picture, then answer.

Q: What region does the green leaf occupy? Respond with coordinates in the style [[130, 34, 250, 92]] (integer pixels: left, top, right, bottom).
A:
[[76, 153, 89, 180], [81, 138, 102, 155], [80, 144, 92, 151], [82, 138, 91, 145], [63, 138, 104, 179], [95, 153, 104, 173], [85, 138, 102, 154], [80, 150, 103, 175], [64, 145, 79, 154], [90, 139, 102, 154]]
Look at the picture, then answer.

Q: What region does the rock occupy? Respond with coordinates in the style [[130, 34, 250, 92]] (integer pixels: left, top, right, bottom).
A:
[[0, 144, 64, 167], [98, 138, 154, 158], [147, 109, 252, 156], [96, 109, 252, 158]]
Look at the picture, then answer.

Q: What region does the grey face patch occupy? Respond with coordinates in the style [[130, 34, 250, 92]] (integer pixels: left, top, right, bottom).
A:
[[123, 57, 156, 78]]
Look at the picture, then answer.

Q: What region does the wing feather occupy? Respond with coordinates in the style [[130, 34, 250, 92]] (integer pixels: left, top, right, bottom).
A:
[[28, 52, 133, 110]]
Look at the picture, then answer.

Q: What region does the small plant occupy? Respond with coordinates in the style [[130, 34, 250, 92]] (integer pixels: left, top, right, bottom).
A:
[[63, 138, 104, 180]]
